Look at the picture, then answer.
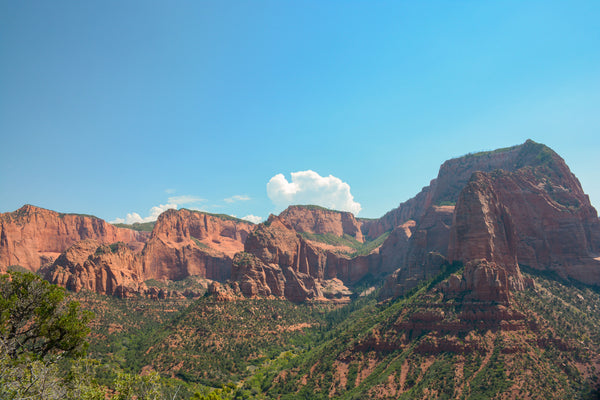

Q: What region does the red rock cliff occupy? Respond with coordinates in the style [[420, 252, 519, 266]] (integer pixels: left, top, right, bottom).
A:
[[450, 163, 600, 286], [279, 205, 364, 242], [141, 208, 255, 281], [362, 140, 563, 239], [0, 205, 149, 272], [380, 140, 600, 299], [40, 240, 146, 297], [232, 215, 363, 302]]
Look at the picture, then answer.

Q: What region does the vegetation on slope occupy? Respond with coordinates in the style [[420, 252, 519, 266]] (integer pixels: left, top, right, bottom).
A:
[[6, 262, 600, 399], [299, 231, 391, 256], [232, 268, 600, 399], [113, 221, 156, 232]]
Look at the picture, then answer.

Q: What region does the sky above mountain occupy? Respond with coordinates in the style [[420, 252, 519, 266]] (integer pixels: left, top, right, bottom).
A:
[[1, 1, 599, 223]]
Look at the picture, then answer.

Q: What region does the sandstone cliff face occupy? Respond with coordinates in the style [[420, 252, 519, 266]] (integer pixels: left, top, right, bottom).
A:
[[0, 205, 149, 272], [449, 165, 600, 286], [361, 186, 433, 239], [3, 206, 256, 296], [279, 205, 364, 242], [231, 215, 363, 302], [363, 142, 547, 291], [377, 140, 600, 299], [449, 172, 519, 273], [40, 240, 146, 297], [363, 140, 565, 239], [441, 260, 513, 303], [232, 216, 327, 302], [141, 208, 255, 282]]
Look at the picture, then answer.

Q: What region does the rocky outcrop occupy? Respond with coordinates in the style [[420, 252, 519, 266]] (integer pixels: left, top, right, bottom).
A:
[[440, 260, 513, 303], [207, 281, 238, 301], [366, 142, 550, 292], [232, 213, 409, 302], [231, 216, 330, 302], [449, 162, 600, 286], [141, 209, 255, 282], [379, 140, 600, 299], [363, 140, 569, 238], [279, 205, 364, 242], [0, 205, 149, 272], [3, 206, 256, 296], [448, 172, 520, 275], [40, 240, 146, 297]]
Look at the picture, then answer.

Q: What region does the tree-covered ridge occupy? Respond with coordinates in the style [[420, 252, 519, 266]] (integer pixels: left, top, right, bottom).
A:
[[113, 221, 156, 232]]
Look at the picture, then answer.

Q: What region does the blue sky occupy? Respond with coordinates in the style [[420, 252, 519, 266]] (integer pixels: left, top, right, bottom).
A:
[[1, 1, 599, 223]]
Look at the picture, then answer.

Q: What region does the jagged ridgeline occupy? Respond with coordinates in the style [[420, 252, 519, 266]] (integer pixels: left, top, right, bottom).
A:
[[1, 139, 600, 398]]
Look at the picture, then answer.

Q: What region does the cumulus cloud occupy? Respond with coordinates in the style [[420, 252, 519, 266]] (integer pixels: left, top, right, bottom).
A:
[[224, 194, 251, 203], [111, 203, 177, 224], [241, 214, 263, 224], [267, 170, 362, 215], [111, 194, 205, 225]]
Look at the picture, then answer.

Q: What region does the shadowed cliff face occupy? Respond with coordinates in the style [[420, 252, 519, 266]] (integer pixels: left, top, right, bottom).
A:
[[380, 140, 600, 299], [449, 166, 600, 286], [0, 205, 149, 272]]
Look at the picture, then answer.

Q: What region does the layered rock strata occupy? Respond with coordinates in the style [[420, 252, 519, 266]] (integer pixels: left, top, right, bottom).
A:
[[449, 166, 600, 286], [38, 208, 255, 295], [0, 205, 148, 272], [40, 240, 146, 297], [279, 205, 364, 242]]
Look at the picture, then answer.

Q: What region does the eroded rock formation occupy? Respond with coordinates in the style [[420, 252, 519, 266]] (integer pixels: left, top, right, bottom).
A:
[[279, 205, 364, 242], [4, 140, 600, 302], [0, 205, 148, 272], [40, 240, 146, 297], [449, 159, 600, 286], [34, 208, 255, 296]]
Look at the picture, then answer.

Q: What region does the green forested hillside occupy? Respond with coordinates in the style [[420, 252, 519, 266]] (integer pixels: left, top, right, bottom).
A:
[[5, 269, 600, 399]]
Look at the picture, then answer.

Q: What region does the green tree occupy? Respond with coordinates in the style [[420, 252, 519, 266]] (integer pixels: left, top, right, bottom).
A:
[[0, 271, 92, 359], [0, 271, 97, 399]]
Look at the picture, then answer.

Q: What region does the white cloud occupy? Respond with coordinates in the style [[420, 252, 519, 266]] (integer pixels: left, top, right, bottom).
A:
[[111, 203, 177, 225], [267, 170, 362, 215], [167, 195, 205, 205], [111, 194, 204, 225], [224, 194, 251, 203], [242, 214, 263, 224]]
